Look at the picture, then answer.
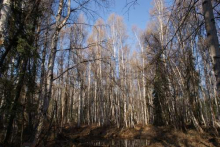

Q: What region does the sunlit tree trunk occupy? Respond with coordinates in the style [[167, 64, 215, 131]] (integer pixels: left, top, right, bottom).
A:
[[202, 0, 220, 96], [202, 0, 220, 131], [133, 29, 148, 125], [87, 63, 91, 125], [33, 0, 71, 145]]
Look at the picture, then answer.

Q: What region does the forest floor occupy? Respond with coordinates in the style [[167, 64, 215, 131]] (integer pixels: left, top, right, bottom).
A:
[[46, 124, 220, 147]]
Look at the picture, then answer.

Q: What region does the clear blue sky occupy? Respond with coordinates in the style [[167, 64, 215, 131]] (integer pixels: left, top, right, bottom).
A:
[[108, 0, 153, 30]]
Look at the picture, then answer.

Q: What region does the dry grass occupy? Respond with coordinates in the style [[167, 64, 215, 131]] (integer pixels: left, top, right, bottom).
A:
[[47, 124, 220, 147]]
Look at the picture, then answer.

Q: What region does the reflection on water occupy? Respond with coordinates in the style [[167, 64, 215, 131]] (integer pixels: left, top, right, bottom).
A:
[[74, 139, 150, 147]]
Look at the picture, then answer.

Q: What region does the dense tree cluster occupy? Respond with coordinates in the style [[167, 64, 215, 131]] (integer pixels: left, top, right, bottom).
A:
[[0, 0, 220, 146]]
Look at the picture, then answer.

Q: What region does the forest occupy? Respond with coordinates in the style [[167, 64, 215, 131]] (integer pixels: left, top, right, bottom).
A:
[[0, 0, 220, 146]]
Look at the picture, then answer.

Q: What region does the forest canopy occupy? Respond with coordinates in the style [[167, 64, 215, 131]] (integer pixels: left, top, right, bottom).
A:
[[0, 0, 220, 146]]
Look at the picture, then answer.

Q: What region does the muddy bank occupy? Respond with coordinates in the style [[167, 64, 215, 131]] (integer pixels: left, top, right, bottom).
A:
[[47, 124, 220, 147]]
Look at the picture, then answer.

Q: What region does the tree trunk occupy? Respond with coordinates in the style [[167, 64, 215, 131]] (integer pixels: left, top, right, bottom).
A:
[[32, 0, 71, 145], [0, 0, 11, 45], [202, 0, 220, 96], [4, 60, 27, 145]]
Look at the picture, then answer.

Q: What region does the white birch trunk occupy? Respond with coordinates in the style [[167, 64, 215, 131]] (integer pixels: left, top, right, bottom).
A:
[[33, 0, 71, 145]]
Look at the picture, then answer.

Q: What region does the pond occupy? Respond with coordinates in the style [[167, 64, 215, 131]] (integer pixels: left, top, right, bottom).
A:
[[73, 139, 151, 147]]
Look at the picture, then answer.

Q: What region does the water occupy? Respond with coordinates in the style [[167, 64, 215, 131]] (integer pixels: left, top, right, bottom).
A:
[[73, 139, 150, 147]]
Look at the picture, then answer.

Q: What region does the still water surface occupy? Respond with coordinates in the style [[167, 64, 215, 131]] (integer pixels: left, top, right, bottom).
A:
[[73, 139, 150, 147]]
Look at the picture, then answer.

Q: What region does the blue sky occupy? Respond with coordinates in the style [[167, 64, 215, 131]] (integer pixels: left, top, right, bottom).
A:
[[108, 0, 153, 30]]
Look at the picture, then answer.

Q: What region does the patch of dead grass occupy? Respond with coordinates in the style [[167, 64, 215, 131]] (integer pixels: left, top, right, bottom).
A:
[[51, 124, 220, 147]]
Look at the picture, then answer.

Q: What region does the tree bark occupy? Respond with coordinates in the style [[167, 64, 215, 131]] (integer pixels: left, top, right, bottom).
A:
[[4, 60, 27, 145], [202, 0, 220, 96], [0, 0, 11, 45], [32, 0, 71, 145]]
